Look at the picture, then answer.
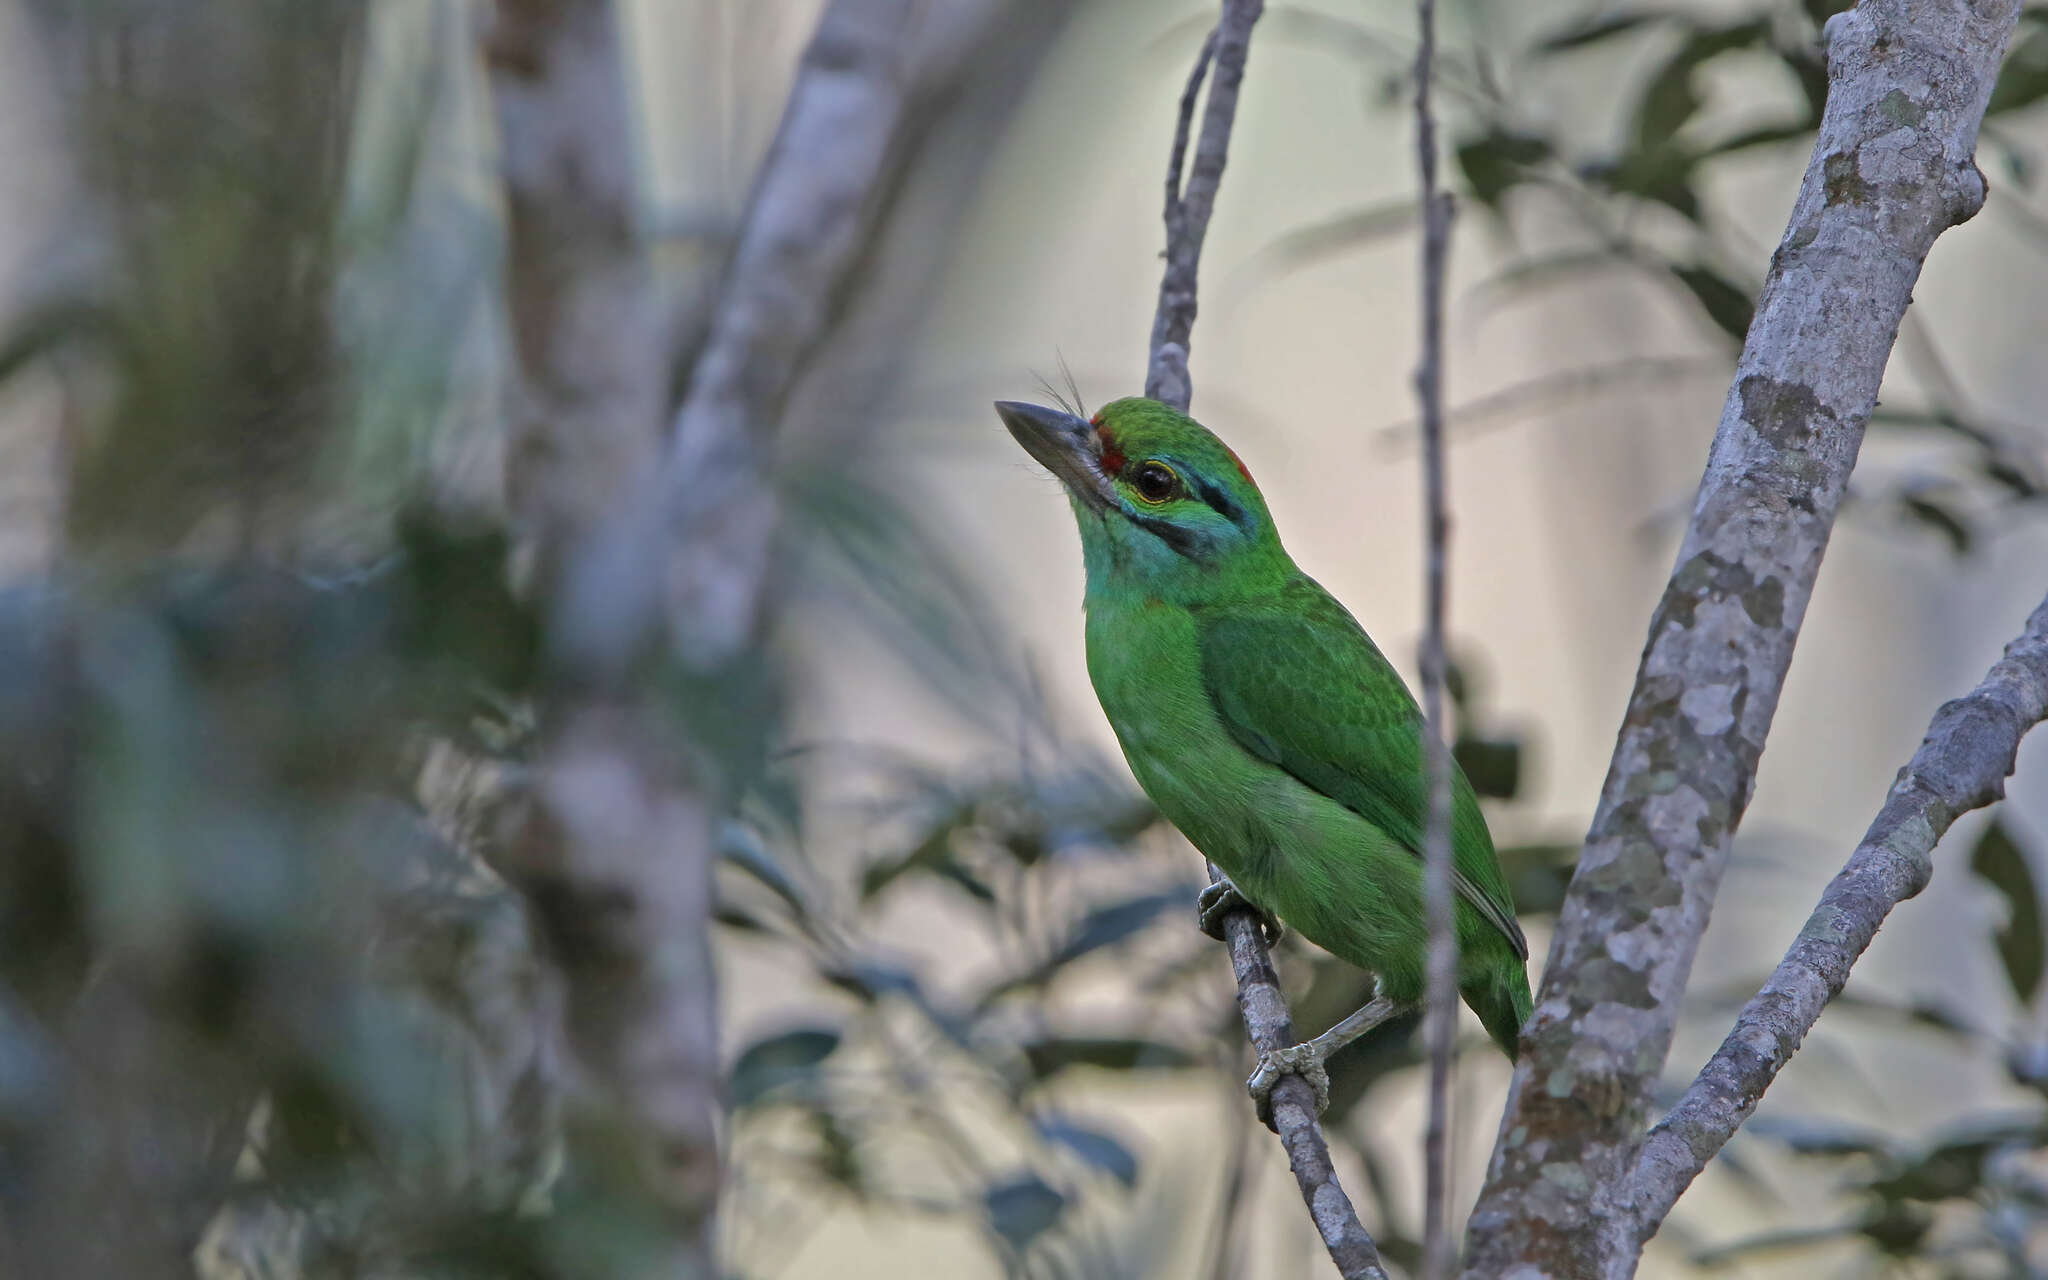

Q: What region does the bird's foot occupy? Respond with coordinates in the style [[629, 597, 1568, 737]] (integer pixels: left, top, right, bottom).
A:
[[1197, 878, 1284, 947], [1246, 1040, 1330, 1131]]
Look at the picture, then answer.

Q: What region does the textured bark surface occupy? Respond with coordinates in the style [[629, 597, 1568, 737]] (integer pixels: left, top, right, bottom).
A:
[[1461, 3, 2024, 1276], [1626, 591, 2048, 1251]]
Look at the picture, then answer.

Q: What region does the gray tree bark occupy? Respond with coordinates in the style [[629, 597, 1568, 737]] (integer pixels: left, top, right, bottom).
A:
[[1461, 3, 2024, 1276]]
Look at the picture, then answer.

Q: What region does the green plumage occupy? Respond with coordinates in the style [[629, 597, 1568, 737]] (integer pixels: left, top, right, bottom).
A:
[[1002, 394, 1532, 1058]]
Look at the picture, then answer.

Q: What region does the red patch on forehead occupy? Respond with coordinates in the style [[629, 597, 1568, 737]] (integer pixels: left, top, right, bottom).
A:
[[1096, 426, 1126, 475], [1227, 447, 1257, 489]]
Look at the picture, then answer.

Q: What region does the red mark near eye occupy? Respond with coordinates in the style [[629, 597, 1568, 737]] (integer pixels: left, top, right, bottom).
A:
[[1227, 447, 1257, 489], [1097, 427, 1126, 474]]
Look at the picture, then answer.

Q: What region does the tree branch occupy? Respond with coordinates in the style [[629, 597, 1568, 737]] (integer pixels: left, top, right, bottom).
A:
[[1408, 0, 1458, 1277], [1144, 1, 1259, 408], [1462, 3, 2025, 1276], [1625, 590, 2048, 1248], [1145, 6, 1389, 1277], [486, 4, 720, 1271]]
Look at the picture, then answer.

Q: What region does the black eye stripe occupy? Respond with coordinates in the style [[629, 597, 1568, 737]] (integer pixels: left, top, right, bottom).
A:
[[1192, 477, 1250, 530]]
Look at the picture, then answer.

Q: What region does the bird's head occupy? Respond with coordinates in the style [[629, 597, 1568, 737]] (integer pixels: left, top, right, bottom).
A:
[[996, 395, 1289, 602]]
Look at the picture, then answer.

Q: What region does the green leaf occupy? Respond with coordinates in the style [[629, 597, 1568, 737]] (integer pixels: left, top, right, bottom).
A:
[[1899, 494, 1974, 556], [1456, 129, 1553, 209], [1630, 21, 1773, 154], [1047, 891, 1185, 968], [984, 1173, 1066, 1253], [1453, 735, 1521, 800], [1034, 1115, 1139, 1188], [1865, 1114, 2048, 1202], [729, 1027, 839, 1108], [1538, 11, 1666, 53], [1971, 819, 2045, 1004], [718, 821, 807, 919], [1671, 264, 1755, 342], [859, 802, 975, 902], [1020, 1036, 1196, 1077], [1990, 23, 2048, 115], [821, 961, 923, 1003], [1495, 843, 1579, 915]]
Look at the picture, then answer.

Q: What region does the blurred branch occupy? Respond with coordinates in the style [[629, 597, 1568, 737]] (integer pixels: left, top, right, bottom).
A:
[[1626, 590, 2048, 1250], [1409, 0, 1458, 1273], [1463, 3, 2025, 1276], [484, 3, 718, 1273], [1145, 6, 1390, 1278]]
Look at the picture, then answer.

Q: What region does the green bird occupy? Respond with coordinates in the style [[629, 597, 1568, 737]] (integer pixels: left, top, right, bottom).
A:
[[996, 395, 1532, 1118]]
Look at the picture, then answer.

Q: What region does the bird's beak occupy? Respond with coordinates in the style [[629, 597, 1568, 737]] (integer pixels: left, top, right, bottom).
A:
[[995, 400, 1115, 511]]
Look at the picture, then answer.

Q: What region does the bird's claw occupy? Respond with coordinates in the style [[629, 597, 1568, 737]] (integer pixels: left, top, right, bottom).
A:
[[1197, 879, 1284, 947], [1246, 1041, 1330, 1131]]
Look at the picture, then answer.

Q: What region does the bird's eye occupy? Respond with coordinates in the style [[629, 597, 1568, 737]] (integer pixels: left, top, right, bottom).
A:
[[1132, 461, 1179, 504]]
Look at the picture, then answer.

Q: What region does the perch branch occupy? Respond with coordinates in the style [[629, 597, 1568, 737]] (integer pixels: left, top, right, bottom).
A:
[[1462, 3, 2025, 1276], [1625, 590, 2048, 1247], [1147, 5, 1389, 1277]]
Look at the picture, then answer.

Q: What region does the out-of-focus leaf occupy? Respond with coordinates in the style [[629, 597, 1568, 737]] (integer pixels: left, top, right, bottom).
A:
[[1453, 735, 1521, 800], [822, 961, 923, 1004], [1856, 1200, 1935, 1254], [1456, 129, 1553, 208], [860, 802, 974, 903], [1631, 21, 1771, 155], [1538, 10, 1666, 52], [1034, 1115, 1139, 1188], [1020, 1036, 1197, 1077], [1745, 1113, 1892, 1158], [1701, 121, 1817, 158], [729, 1027, 840, 1108], [1864, 1114, 2048, 1203], [1984, 456, 2042, 500], [984, 1173, 1066, 1253], [1496, 843, 1578, 915], [982, 891, 1186, 1003], [1990, 23, 2048, 115], [812, 1108, 864, 1193], [1671, 264, 1756, 342], [1972, 819, 2045, 1004], [718, 821, 807, 920], [1241, 201, 1417, 282], [1829, 990, 1989, 1040], [1048, 891, 1185, 968], [713, 901, 771, 933], [1899, 493, 1974, 556]]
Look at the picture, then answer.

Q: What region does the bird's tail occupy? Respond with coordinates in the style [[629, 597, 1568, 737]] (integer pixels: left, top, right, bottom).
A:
[[1464, 962, 1534, 1061]]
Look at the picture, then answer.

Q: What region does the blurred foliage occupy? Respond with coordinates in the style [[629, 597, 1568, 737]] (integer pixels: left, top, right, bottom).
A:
[[1248, 0, 2048, 555], [1685, 821, 2048, 1277]]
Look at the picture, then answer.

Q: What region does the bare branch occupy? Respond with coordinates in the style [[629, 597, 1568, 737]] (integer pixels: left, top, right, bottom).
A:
[[1211, 876, 1392, 1280], [1146, 0, 1262, 409], [1409, 0, 1458, 1275], [1463, 3, 2025, 1276], [1625, 590, 2048, 1247], [1142, 5, 1390, 1275]]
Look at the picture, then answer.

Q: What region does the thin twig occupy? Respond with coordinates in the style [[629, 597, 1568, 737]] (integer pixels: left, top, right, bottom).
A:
[[1146, 5, 1390, 1277], [1145, 0, 1262, 409], [1410, 0, 1457, 1272], [1625, 590, 2048, 1242]]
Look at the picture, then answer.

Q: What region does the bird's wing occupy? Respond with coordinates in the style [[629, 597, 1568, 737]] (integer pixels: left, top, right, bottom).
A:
[[1195, 577, 1528, 959]]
